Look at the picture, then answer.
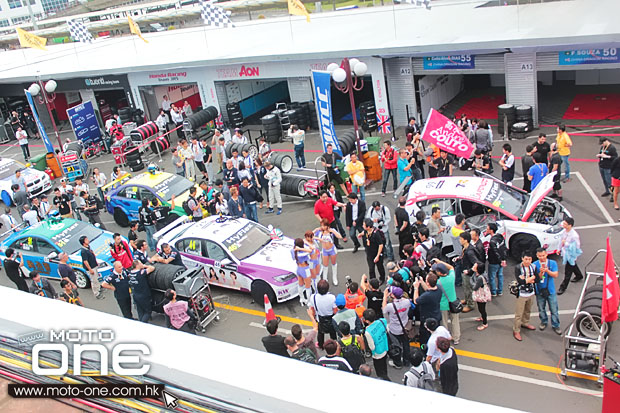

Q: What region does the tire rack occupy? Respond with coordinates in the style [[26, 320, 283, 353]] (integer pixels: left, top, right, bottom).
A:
[[115, 124, 183, 168], [561, 248, 617, 384]]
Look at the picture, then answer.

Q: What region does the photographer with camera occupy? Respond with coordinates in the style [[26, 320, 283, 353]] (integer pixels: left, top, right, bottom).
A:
[[80, 191, 106, 230], [152, 196, 175, 230], [321, 143, 348, 196], [366, 201, 394, 262], [512, 251, 539, 342], [394, 196, 414, 260]]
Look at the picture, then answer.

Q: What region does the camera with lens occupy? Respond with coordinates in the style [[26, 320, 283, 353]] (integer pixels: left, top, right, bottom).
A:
[[345, 275, 353, 289], [376, 219, 384, 230]]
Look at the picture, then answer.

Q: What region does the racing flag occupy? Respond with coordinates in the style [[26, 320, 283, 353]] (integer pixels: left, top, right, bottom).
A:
[[16, 28, 47, 51], [421, 108, 475, 159], [128, 16, 148, 43], [602, 236, 620, 322], [288, 0, 311, 22]]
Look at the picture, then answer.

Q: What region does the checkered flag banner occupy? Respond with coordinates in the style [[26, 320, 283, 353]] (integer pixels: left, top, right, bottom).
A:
[[199, 0, 234, 28], [67, 19, 94, 44]]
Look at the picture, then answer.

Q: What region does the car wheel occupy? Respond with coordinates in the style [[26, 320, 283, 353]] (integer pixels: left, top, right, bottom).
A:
[[250, 279, 277, 305], [583, 285, 603, 298], [1, 190, 13, 207], [509, 234, 540, 260], [576, 305, 612, 339], [75, 269, 91, 289], [114, 207, 130, 227]]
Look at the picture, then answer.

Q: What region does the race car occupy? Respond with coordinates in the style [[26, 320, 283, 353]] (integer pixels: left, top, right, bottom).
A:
[[0, 216, 117, 288], [405, 172, 570, 259], [154, 215, 299, 303], [0, 157, 52, 205], [104, 170, 207, 227]]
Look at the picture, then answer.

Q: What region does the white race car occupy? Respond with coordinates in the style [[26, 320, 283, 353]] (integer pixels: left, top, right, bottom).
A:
[[155, 215, 299, 303], [0, 158, 52, 205], [405, 172, 570, 259]]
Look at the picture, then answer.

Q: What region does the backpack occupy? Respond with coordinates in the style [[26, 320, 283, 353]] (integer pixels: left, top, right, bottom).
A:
[[420, 239, 441, 263], [404, 362, 436, 391], [182, 196, 195, 216], [338, 336, 365, 373]]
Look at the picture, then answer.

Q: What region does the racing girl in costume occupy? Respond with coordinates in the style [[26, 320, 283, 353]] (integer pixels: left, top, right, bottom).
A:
[[314, 218, 343, 286], [304, 230, 321, 293], [292, 238, 313, 306]]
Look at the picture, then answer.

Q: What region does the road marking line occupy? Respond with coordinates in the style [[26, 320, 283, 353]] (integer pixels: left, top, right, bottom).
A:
[[459, 364, 601, 397], [575, 222, 620, 230], [575, 171, 614, 224], [236, 301, 598, 382], [248, 321, 312, 334]]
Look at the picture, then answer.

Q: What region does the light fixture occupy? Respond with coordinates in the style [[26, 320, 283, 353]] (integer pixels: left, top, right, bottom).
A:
[[348, 58, 360, 72], [332, 67, 347, 83], [44, 79, 57, 94], [326, 63, 340, 74], [28, 83, 41, 96], [353, 62, 367, 77]]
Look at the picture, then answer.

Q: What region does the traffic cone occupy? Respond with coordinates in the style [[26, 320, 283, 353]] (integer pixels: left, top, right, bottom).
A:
[[264, 294, 276, 324]]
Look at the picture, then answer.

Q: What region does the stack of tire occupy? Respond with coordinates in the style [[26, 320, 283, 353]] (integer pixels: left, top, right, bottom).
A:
[[130, 121, 159, 147], [132, 108, 145, 126], [117, 107, 133, 125], [150, 135, 171, 154], [511, 105, 534, 135], [224, 142, 259, 161], [289, 102, 310, 130], [283, 108, 305, 131], [359, 101, 377, 132], [226, 102, 243, 129], [184, 106, 219, 132], [497, 104, 516, 136], [267, 152, 293, 173], [148, 263, 187, 311], [125, 147, 144, 172], [574, 285, 613, 340], [338, 129, 364, 156], [261, 114, 281, 143], [280, 175, 308, 197], [305, 101, 318, 130]]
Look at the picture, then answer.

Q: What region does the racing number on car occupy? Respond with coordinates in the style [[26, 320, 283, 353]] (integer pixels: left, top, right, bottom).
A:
[[213, 261, 221, 269], [25, 260, 51, 274]]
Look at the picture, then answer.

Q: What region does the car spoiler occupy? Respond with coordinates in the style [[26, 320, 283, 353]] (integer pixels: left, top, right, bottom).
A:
[[101, 173, 132, 197], [153, 215, 191, 242]]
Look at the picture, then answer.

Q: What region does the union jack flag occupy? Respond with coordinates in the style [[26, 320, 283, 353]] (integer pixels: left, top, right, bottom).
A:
[[215, 114, 224, 128], [377, 114, 391, 133]]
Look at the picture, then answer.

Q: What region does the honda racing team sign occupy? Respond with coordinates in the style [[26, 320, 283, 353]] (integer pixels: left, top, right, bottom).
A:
[[421, 108, 475, 159]]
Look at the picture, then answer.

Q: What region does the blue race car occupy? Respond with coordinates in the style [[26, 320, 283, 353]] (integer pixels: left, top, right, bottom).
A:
[[0, 217, 116, 289]]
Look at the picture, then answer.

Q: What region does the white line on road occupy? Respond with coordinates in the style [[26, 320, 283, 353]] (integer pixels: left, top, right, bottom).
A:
[[575, 222, 620, 230], [249, 321, 311, 334], [574, 171, 614, 224], [459, 364, 601, 397]]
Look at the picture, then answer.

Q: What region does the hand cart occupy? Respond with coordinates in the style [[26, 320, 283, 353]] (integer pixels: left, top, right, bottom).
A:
[[58, 150, 89, 182]]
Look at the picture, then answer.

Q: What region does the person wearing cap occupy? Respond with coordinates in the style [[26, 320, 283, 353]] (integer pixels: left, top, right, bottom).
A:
[[262, 318, 290, 358], [386, 261, 410, 287], [80, 236, 104, 300], [345, 152, 365, 200], [232, 128, 248, 145], [345, 192, 366, 254], [382, 285, 412, 369], [413, 271, 442, 351], [332, 293, 363, 336], [432, 261, 461, 346], [366, 200, 394, 262], [597, 137, 617, 198]]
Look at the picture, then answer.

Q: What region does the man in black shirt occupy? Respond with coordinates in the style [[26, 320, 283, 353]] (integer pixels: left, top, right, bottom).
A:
[[432, 151, 453, 177], [458, 231, 478, 313], [139, 199, 157, 251], [261, 319, 290, 358], [394, 196, 414, 260], [53, 187, 72, 218], [533, 133, 551, 163], [404, 117, 420, 142], [80, 191, 106, 230], [437, 337, 459, 396], [360, 274, 383, 318], [317, 339, 353, 372], [362, 218, 385, 283], [58, 252, 77, 285], [128, 221, 139, 250], [413, 271, 443, 348], [3, 248, 27, 292], [521, 145, 535, 193], [133, 240, 151, 265], [549, 143, 563, 201], [152, 196, 175, 230], [127, 260, 156, 323], [152, 243, 185, 268], [102, 261, 134, 319], [598, 137, 618, 197], [321, 143, 347, 195], [80, 236, 104, 299]]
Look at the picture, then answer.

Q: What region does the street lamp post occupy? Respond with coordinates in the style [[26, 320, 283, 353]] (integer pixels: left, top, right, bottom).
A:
[[28, 78, 62, 153], [327, 58, 368, 157]]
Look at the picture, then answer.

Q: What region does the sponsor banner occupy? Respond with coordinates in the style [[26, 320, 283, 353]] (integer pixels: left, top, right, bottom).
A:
[[559, 48, 619, 65], [420, 108, 474, 158], [311, 71, 342, 155], [24, 90, 55, 153], [66, 100, 102, 144], [423, 55, 475, 70]]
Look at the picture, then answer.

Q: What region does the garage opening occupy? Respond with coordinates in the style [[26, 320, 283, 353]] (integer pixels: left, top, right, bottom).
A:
[[537, 68, 620, 125], [138, 83, 202, 122], [214, 79, 290, 125], [330, 75, 375, 125]]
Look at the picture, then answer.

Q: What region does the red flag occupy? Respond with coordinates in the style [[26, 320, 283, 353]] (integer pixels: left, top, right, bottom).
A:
[[602, 237, 620, 322], [420, 109, 475, 158]]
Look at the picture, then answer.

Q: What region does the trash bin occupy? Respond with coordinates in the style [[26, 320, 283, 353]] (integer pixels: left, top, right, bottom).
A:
[[365, 136, 381, 153], [29, 153, 47, 171]]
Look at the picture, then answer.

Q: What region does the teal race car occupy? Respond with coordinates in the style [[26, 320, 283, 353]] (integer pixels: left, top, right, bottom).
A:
[[0, 217, 117, 289]]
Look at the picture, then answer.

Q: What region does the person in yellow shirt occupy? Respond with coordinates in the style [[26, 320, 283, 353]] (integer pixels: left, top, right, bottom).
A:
[[345, 152, 366, 201], [556, 124, 572, 182]]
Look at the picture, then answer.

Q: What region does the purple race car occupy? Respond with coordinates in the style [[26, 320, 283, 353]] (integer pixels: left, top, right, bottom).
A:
[[155, 215, 299, 303]]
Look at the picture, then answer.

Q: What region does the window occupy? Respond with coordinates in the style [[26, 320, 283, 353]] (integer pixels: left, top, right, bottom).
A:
[[11, 237, 36, 252], [0, 20, 9, 28], [35, 239, 57, 256], [176, 238, 203, 256], [138, 187, 156, 203], [8, 0, 22, 9], [460, 200, 492, 218], [41, 0, 68, 13], [417, 198, 456, 218], [204, 240, 228, 262], [119, 186, 139, 200]]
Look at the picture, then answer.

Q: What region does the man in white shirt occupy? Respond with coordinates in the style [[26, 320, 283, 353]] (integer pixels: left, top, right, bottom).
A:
[[404, 349, 436, 388], [16, 127, 30, 161], [191, 137, 208, 181], [415, 227, 436, 269], [22, 204, 39, 226], [39, 195, 51, 219], [308, 279, 338, 349], [171, 107, 185, 140], [232, 129, 248, 145], [161, 95, 172, 123], [1, 208, 18, 232], [156, 110, 169, 133], [424, 318, 452, 367]]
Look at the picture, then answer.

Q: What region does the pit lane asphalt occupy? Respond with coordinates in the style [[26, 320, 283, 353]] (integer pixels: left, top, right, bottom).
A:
[[1, 124, 619, 412]]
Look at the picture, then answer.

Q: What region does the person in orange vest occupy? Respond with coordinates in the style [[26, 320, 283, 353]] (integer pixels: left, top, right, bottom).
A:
[[344, 280, 366, 319]]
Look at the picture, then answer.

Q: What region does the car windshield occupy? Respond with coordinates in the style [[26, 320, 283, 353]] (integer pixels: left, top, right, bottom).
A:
[[152, 175, 195, 201], [485, 181, 529, 217], [221, 222, 272, 261], [0, 160, 21, 181], [50, 221, 104, 254]]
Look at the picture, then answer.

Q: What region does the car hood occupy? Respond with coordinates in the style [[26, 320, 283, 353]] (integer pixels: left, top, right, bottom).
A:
[[21, 168, 46, 181], [522, 171, 556, 221], [241, 237, 297, 274]]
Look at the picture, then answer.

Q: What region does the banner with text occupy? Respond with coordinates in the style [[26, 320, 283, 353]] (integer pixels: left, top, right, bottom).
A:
[[312, 71, 342, 155], [66, 100, 102, 144], [559, 48, 619, 65], [421, 108, 474, 158], [25, 90, 55, 153], [423, 55, 474, 70]]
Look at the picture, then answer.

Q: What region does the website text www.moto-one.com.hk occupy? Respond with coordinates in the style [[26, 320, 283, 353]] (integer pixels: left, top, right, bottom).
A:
[[8, 383, 165, 399]]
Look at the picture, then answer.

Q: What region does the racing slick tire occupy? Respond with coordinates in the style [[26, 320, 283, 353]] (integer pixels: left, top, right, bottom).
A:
[[113, 207, 130, 227], [149, 263, 186, 291], [251, 279, 277, 306], [509, 234, 540, 260]]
